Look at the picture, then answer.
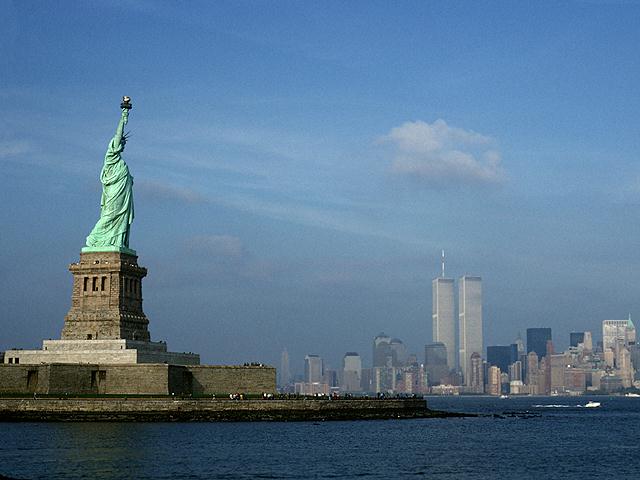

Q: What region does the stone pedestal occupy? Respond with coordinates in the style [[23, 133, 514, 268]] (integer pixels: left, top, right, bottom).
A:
[[3, 248, 200, 368], [61, 251, 150, 341], [3, 339, 199, 365]]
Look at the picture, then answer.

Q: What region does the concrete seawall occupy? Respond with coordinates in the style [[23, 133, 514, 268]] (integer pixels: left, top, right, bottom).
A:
[[0, 397, 453, 422]]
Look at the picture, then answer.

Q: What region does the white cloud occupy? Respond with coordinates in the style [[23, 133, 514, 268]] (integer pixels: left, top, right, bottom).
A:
[[380, 119, 505, 185], [187, 235, 244, 258]]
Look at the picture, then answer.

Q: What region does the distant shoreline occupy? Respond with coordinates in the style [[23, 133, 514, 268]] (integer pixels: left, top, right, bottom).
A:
[[0, 397, 472, 422]]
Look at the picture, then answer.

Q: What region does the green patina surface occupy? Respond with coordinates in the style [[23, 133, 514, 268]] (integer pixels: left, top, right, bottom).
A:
[[85, 107, 135, 250], [81, 246, 137, 255]]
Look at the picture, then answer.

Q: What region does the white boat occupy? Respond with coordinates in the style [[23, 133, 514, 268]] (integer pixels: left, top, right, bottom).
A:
[[625, 393, 640, 397], [584, 401, 601, 408], [499, 395, 509, 399]]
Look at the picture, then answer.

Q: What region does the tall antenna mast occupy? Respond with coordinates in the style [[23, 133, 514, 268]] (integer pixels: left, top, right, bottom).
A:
[[441, 249, 445, 278]]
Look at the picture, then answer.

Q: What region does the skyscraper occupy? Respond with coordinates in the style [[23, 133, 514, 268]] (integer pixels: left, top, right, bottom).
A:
[[432, 277, 455, 370], [569, 332, 585, 348], [602, 318, 636, 351], [304, 354, 323, 383], [458, 276, 482, 385], [526, 328, 552, 358], [373, 334, 406, 367], [373, 333, 392, 367], [487, 344, 518, 373], [424, 342, 449, 386], [342, 352, 362, 392], [279, 348, 290, 387], [469, 352, 484, 394]]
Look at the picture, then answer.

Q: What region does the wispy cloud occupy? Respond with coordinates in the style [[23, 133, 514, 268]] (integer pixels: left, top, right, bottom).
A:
[[136, 179, 207, 204], [187, 234, 244, 258], [380, 119, 506, 186], [0, 140, 31, 158]]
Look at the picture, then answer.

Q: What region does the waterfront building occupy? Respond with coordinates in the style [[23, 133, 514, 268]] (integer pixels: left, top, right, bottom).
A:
[[342, 352, 362, 392], [432, 276, 455, 370], [550, 354, 568, 394], [458, 276, 482, 384], [618, 346, 634, 388], [487, 366, 501, 395], [294, 382, 329, 396], [526, 328, 552, 358]]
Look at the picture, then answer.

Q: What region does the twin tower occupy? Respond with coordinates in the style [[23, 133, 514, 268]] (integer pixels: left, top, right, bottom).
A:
[[432, 265, 482, 385]]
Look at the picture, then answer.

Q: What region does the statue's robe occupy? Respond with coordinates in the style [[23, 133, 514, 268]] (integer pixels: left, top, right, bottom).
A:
[[86, 134, 134, 248]]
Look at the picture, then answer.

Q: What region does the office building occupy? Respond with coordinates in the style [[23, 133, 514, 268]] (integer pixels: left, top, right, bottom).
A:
[[583, 331, 593, 352], [602, 318, 636, 351], [342, 352, 362, 392], [569, 332, 585, 348], [304, 354, 323, 383], [527, 328, 552, 358], [487, 344, 518, 373], [458, 276, 482, 384], [373, 333, 406, 367], [279, 348, 290, 387], [432, 276, 455, 370], [487, 365, 501, 395], [425, 342, 449, 386], [469, 352, 484, 394], [373, 333, 392, 367]]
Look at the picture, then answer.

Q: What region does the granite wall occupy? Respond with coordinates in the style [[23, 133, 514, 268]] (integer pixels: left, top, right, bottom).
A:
[[0, 364, 275, 395]]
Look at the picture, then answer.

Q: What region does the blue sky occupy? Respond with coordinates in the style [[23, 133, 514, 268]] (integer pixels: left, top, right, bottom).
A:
[[2, 1, 640, 374]]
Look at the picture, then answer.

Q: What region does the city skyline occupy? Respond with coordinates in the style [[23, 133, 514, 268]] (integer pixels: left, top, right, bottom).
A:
[[3, 3, 640, 370]]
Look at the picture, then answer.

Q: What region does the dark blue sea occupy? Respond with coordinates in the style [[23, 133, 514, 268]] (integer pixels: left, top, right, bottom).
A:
[[1, 396, 639, 479]]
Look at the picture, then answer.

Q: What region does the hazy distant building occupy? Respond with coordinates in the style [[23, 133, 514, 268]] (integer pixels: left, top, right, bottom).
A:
[[526, 351, 540, 394], [618, 346, 634, 388], [389, 338, 407, 366], [583, 331, 593, 352], [514, 333, 525, 356], [425, 342, 449, 386], [360, 368, 373, 392], [279, 349, 290, 387], [569, 332, 585, 348], [373, 333, 406, 368], [629, 344, 640, 381], [373, 333, 392, 367], [458, 276, 482, 385], [342, 352, 362, 392], [432, 276, 455, 370], [601, 375, 624, 393], [550, 354, 568, 394], [304, 354, 323, 383], [526, 328, 552, 358]]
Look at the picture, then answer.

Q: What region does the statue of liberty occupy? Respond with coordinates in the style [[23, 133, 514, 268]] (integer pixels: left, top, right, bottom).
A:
[[85, 97, 135, 251]]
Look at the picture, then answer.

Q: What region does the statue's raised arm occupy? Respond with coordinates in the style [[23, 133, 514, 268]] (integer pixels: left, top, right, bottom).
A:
[[84, 97, 135, 252]]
